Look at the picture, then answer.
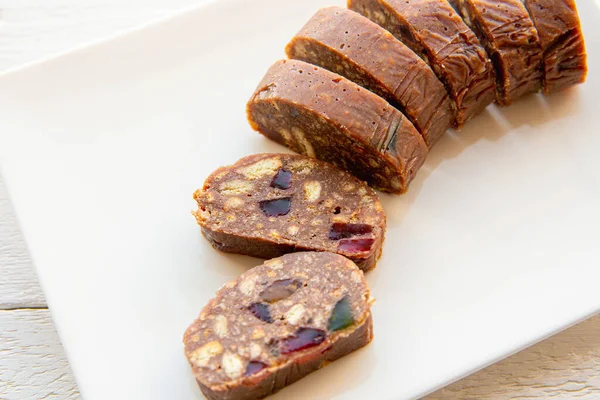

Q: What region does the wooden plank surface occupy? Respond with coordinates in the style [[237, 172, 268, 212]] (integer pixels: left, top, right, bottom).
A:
[[0, 1, 598, 399], [0, 309, 79, 399], [0, 175, 46, 310], [428, 315, 600, 399]]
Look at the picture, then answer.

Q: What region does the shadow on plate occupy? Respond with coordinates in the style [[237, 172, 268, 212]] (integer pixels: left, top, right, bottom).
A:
[[199, 242, 262, 277], [387, 88, 583, 207], [426, 89, 582, 174]]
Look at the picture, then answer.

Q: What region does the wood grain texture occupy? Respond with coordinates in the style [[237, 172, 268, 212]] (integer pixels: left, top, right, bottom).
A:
[[0, 1, 599, 399], [427, 315, 600, 399], [0, 0, 207, 72], [0, 174, 46, 309], [0, 309, 78, 399]]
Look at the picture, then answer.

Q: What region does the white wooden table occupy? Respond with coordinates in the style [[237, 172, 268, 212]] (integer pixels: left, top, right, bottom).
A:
[[0, 1, 598, 399]]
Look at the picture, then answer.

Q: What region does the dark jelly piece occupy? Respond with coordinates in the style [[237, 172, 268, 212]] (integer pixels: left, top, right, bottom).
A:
[[328, 296, 355, 332], [260, 279, 303, 303], [329, 223, 373, 240], [259, 198, 292, 217], [338, 238, 375, 254], [271, 169, 292, 190], [385, 121, 400, 156], [269, 347, 280, 358], [245, 361, 268, 376], [280, 328, 327, 354], [248, 303, 273, 323]]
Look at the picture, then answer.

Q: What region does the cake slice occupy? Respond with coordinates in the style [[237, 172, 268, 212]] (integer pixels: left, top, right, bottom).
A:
[[193, 154, 386, 271], [184, 252, 374, 400], [450, 0, 543, 105], [524, 0, 587, 93], [247, 60, 428, 194]]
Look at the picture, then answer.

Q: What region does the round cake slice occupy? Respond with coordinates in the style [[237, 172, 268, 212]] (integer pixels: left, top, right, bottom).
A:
[[524, 0, 587, 94], [285, 6, 453, 147], [193, 154, 386, 271], [450, 0, 543, 105], [247, 59, 428, 195], [348, 0, 496, 127], [183, 252, 374, 400]]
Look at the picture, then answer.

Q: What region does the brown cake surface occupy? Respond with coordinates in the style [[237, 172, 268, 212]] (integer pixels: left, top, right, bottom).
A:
[[247, 60, 428, 194], [286, 6, 453, 147], [348, 0, 496, 127], [450, 0, 543, 105], [524, 0, 587, 93]]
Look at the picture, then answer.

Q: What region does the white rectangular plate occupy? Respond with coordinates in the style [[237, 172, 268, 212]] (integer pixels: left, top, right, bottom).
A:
[[1, 0, 599, 399]]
